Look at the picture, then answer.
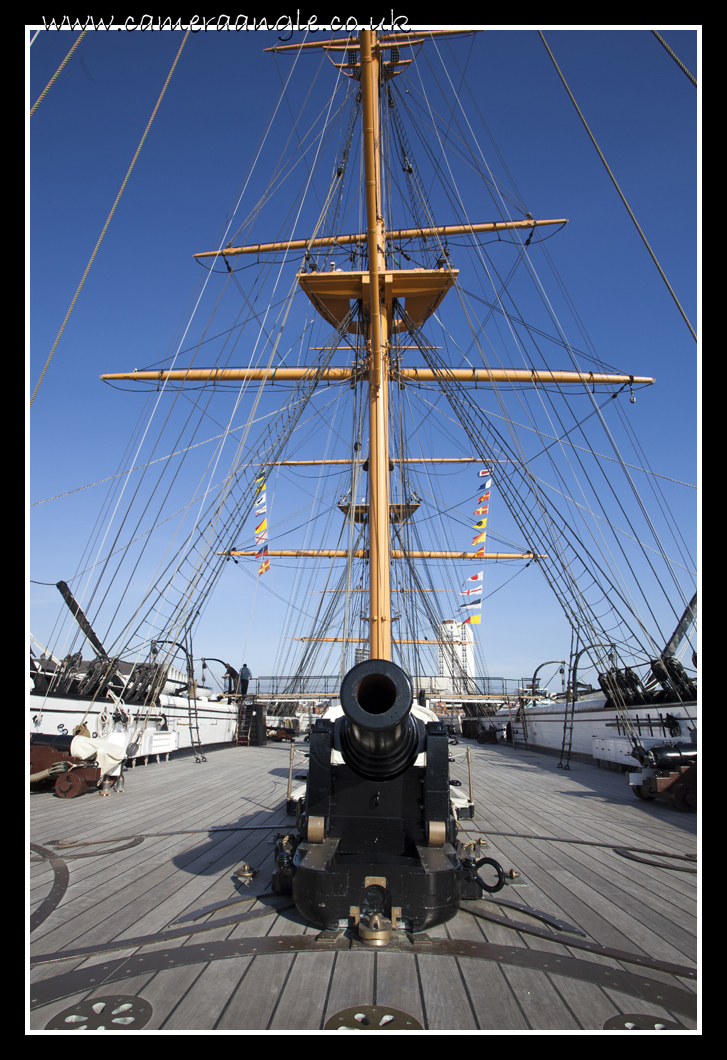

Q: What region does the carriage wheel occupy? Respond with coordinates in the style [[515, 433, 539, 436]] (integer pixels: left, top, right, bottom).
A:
[[55, 771, 87, 799], [671, 779, 696, 813]]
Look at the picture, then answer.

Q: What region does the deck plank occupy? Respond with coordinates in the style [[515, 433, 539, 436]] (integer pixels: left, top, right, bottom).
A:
[[413, 954, 479, 1030], [372, 951, 427, 1028], [268, 952, 337, 1031], [442, 908, 531, 1029]]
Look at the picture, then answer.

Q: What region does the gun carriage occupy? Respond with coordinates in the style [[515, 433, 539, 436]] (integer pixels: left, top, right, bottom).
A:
[[274, 658, 503, 942]]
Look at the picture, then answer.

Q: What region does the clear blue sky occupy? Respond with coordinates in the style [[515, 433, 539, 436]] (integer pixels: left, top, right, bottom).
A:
[[28, 25, 699, 688]]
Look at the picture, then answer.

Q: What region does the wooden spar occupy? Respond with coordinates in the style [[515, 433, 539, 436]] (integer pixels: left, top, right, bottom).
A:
[[292, 637, 469, 644], [309, 346, 442, 350], [193, 219, 569, 259], [101, 366, 655, 386], [222, 550, 545, 559], [263, 29, 476, 54], [227, 458, 514, 467]]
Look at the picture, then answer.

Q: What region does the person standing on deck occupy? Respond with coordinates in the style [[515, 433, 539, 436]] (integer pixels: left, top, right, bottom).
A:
[[239, 664, 252, 698]]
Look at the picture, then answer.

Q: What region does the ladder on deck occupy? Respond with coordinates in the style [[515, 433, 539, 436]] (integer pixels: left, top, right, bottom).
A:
[[558, 693, 575, 770], [236, 697, 255, 746], [505, 697, 529, 749], [187, 688, 207, 762]]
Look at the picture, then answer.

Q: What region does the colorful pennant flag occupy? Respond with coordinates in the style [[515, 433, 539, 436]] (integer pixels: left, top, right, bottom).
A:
[[253, 477, 270, 574], [459, 565, 483, 628], [469, 474, 493, 557]]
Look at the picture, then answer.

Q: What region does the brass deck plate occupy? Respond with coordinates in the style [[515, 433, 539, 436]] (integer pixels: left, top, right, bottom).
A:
[[324, 1005, 423, 1030]]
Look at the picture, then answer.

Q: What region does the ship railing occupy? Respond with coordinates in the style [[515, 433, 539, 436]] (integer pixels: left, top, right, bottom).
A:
[[449, 675, 527, 697], [249, 675, 528, 698]]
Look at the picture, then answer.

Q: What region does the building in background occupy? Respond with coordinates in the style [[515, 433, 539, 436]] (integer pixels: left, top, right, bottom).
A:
[[438, 619, 475, 694]]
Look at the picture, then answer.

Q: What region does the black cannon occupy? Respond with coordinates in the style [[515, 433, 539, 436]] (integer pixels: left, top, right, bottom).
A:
[[276, 659, 502, 939], [629, 740, 697, 812]]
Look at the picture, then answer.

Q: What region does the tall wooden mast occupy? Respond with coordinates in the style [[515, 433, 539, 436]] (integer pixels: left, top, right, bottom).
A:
[[360, 29, 391, 661]]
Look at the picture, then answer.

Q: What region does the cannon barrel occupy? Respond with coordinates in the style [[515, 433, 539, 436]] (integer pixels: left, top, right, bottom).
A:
[[337, 658, 420, 779], [30, 733, 75, 752], [635, 741, 697, 770]]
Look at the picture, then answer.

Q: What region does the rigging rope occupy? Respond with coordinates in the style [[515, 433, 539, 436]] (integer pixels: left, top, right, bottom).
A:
[[402, 307, 667, 666], [30, 30, 191, 407], [68, 49, 347, 660], [30, 29, 87, 117], [409, 40, 695, 651], [652, 30, 697, 87], [538, 31, 696, 343]]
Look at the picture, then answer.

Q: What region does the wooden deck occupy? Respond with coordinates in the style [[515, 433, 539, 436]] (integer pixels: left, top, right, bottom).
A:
[[29, 737, 699, 1032]]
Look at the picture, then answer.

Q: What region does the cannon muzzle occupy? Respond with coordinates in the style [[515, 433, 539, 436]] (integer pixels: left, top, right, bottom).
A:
[[337, 658, 420, 779]]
